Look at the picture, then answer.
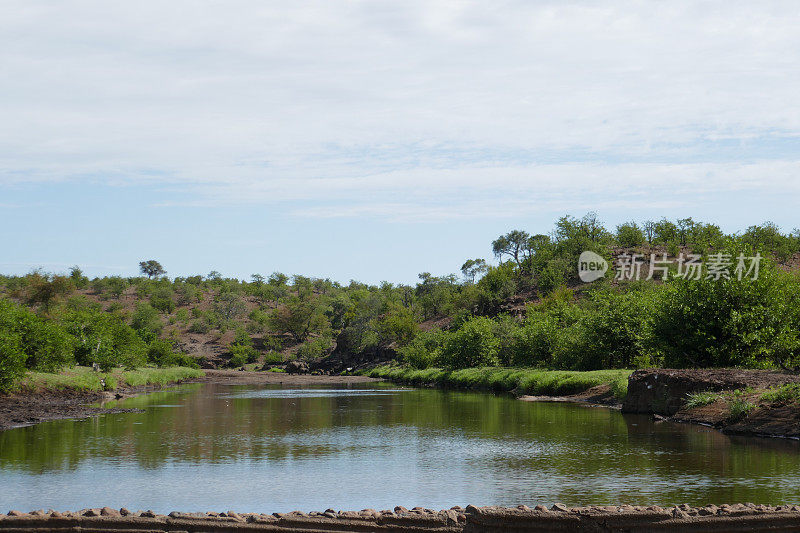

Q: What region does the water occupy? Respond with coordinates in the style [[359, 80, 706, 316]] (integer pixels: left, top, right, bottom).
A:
[[1, 382, 799, 513]]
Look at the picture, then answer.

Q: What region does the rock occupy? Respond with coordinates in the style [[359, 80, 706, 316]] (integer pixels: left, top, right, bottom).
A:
[[534, 505, 549, 512], [672, 508, 689, 519], [226, 511, 242, 521], [49, 511, 63, 518], [323, 511, 336, 519], [286, 361, 309, 374], [119, 508, 131, 516], [551, 503, 569, 513], [83, 509, 100, 517], [445, 510, 459, 524], [29, 510, 45, 516], [7, 511, 24, 517], [394, 506, 408, 514], [140, 510, 156, 518], [101, 507, 119, 517]]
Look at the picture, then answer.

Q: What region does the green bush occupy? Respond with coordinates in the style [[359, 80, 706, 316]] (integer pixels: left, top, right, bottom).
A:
[[227, 343, 259, 367], [438, 316, 500, 369], [398, 328, 446, 369]]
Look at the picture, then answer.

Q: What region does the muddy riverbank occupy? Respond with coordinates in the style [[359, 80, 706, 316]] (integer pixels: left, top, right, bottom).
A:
[[3, 504, 799, 532], [0, 371, 380, 431]]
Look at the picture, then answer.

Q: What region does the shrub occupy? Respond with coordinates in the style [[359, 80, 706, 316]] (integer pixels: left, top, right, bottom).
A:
[[399, 328, 446, 369], [296, 336, 334, 360], [227, 343, 259, 367], [438, 316, 500, 369]]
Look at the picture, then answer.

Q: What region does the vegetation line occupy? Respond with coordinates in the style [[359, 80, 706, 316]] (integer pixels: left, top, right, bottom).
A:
[[16, 366, 204, 393], [362, 365, 631, 400]]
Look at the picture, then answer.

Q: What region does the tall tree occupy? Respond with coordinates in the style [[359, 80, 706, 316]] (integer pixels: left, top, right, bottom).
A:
[[139, 260, 165, 279]]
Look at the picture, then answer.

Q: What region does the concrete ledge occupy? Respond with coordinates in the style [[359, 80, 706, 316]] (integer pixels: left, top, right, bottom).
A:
[[2, 504, 800, 532]]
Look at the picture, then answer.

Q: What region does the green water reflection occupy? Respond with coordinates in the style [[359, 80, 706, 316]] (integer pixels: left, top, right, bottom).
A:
[[0, 383, 798, 513]]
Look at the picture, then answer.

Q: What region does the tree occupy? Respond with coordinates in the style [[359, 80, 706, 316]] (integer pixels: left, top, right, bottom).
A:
[[269, 294, 330, 342], [616, 222, 645, 248], [25, 272, 73, 312], [139, 260, 165, 279], [642, 220, 656, 245], [492, 230, 531, 268], [460, 258, 488, 283], [213, 293, 247, 321]]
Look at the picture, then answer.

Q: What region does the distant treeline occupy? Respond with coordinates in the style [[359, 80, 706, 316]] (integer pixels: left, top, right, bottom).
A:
[[1, 214, 799, 392]]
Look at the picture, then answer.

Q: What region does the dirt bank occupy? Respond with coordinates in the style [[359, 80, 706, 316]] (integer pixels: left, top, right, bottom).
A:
[[3, 504, 799, 532], [0, 371, 380, 432], [623, 369, 800, 439]]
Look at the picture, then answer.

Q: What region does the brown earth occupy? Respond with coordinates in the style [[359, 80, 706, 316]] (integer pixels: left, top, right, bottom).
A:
[[624, 369, 800, 439], [2, 504, 800, 532], [0, 371, 380, 432]]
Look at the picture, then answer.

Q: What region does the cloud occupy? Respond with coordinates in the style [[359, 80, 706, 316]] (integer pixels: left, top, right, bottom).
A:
[[1, 1, 799, 219]]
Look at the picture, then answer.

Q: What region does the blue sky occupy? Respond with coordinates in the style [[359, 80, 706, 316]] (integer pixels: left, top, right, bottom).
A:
[[2, 1, 800, 284]]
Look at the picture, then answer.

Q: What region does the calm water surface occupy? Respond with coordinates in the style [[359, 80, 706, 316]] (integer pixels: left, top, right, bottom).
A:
[[1, 382, 799, 513]]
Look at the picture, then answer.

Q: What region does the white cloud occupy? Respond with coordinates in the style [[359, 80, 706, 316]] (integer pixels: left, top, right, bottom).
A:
[[1, 1, 799, 218]]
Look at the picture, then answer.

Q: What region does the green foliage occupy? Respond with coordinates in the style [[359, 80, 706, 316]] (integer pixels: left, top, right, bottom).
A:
[[727, 390, 756, 422], [269, 294, 330, 342], [398, 328, 446, 369], [438, 316, 500, 369], [760, 383, 800, 404], [130, 303, 163, 342], [62, 310, 147, 371], [652, 257, 800, 369], [228, 343, 260, 367], [146, 339, 197, 368], [0, 299, 75, 391], [296, 336, 334, 361], [139, 260, 166, 279], [364, 365, 632, 399], [616, 221, 645, 248], [149, 285, 175, 314], [376, 305, 418, 346], [685, 391, 720, 408]]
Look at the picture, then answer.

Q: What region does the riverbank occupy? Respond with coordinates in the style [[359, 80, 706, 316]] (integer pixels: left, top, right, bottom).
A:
[[365, 365, 800, 439], [0, 366, 204, 431], [3, 504, 799, 532], [361, 366, 631, 404], [624, 369, 800, 439], [0, 368, 382, 431]]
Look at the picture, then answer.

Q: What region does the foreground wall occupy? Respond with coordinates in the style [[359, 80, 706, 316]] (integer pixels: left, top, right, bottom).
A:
[[3, 504, 800, 532]]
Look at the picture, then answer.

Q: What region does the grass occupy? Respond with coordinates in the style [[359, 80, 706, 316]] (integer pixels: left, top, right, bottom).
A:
[[362, 365, 632, 400], [760, 383, 800, 404], [684, 388, 758, 422], [17, 366, 204, 393], [727, 390, 756, 422], [685, 390, 721, 409]]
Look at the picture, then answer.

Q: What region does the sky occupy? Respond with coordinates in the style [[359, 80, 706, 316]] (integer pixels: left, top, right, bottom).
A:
[[1, 1, 799, 284]]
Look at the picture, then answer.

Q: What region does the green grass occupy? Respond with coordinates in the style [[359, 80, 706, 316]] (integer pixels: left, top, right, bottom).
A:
[[727, 390, 756, 422], [18, 366, 204, 392], [120, 367, 204, 387], [760, 383, 800, 404], [685, 390, 721, 409], [362, 365, 632, 400]]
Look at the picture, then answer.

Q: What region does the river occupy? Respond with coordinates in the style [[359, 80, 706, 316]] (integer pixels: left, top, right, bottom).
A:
[[1, 382, 799, 513]]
